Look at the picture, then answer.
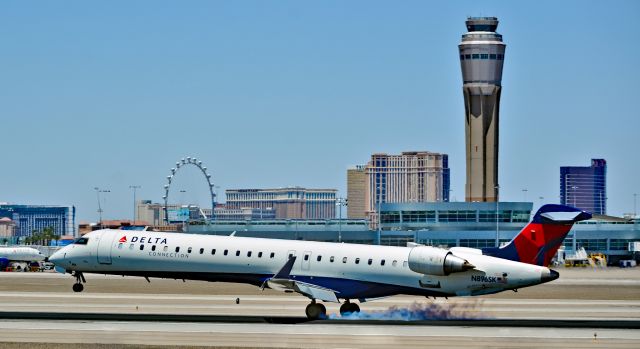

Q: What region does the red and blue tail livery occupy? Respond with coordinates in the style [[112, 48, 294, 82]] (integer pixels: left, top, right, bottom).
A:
[[482, 204, 592, 267]]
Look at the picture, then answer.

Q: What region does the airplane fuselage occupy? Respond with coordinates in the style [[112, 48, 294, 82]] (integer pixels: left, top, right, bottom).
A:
[[52, 229, 554, 300], [0, 247, 45, 263]]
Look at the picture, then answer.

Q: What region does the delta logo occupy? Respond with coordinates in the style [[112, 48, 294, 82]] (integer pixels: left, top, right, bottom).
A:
[[118, 235, 168, 244]]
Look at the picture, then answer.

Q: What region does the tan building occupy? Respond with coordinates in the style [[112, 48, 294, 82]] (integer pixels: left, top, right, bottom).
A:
[[226, 187, 337, 219], [0, 217, 15, 238], [364, 152, 450, 219], [346, 166, 367, 219]]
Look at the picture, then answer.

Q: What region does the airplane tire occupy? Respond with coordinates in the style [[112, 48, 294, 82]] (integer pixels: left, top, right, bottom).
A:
[[72, 283, 84, 293], [305, 303, 326, 320], [340, 302, 360, 315]]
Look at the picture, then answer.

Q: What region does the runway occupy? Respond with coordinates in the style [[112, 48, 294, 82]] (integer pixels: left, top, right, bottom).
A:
[[0, 268, 639, 348]]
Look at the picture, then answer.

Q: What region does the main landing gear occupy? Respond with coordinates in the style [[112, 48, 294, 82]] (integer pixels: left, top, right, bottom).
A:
[[72, 271, 86, 293], [339, 300, 360, 316], [305, 300, 327, 320]]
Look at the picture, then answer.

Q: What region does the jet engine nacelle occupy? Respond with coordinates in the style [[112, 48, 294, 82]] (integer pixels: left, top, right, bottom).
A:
[[407, 246, 475, 276]]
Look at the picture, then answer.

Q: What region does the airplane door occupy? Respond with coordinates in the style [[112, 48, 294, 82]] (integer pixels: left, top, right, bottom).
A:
[[97, 230, 117, 265], [302, 251, 311, 271]]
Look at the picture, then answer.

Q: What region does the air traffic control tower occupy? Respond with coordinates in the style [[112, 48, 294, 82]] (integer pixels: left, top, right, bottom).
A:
[[459, 17, 505, 202]]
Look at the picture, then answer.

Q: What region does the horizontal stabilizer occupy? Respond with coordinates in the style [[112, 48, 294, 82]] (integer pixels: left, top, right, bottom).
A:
[[540, 211, 582, 222]]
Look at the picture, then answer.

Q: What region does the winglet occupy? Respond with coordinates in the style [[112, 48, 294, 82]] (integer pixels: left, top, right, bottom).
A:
[[273, 256, 297, 279]]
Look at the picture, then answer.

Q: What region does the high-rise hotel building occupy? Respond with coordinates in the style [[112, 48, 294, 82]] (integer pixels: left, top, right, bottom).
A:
[[560, 159, 607, 215], [225, 187, 337, 220], [349, 152, 449, 219], [459, 17, 506, 202]]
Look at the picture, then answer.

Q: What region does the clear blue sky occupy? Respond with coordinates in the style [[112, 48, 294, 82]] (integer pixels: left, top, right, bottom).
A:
[[1, 1, 638, 222]]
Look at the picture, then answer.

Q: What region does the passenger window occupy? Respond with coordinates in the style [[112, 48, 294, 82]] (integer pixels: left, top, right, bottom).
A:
[[330, 256, 335, 263], [140, 245, 144, 251], [151, 245, 156, 251], [258, 252, 263, 258], [368, 259, 372, 265], [288, 253, 294, 259], [342, 257, 348, 263], [199, 248, 204, 254], [247, 251, 252, 257], [317, 255, 322, 262], [224, 250, 229, 256], [187, 247, 192, 254], [212, 249, 216, 255], [381, 259, 386, 266], [163, 246, 168, 252], [304, 254, 309, 261], [236, 250, 240, 256], [175, 247, 180, 253], [270, 252, 275, 258], [129, 244, 134, 250], [392, 260, 398, 267], [118, 243, 123, 249], [355, 258, 360, 264]]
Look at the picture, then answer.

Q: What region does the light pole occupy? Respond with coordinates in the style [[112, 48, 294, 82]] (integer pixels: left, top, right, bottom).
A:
[[336, 197, 347, 243], [495, 185, 500, 247], [571, 185, 579, 252], [129, 185, 141, 223], [94, 187, 110, 229]]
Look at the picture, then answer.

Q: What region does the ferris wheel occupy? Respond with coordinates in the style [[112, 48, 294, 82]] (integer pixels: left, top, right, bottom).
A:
[[162, 156, 216, 223]]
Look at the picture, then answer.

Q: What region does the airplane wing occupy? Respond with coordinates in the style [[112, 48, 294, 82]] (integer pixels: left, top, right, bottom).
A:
[[263, 256, 340, 303]]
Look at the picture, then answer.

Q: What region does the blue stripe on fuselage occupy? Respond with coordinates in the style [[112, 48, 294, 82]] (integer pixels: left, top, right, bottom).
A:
[[97, 270, 451, 299]]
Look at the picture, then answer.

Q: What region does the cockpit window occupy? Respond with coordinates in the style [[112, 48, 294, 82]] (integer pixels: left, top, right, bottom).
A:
[[73, 237, 89, 245]]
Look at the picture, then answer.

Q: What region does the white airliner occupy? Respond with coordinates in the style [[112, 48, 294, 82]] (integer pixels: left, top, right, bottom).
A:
[[0, 247, 46, 268], [50, 204, 591, 319]]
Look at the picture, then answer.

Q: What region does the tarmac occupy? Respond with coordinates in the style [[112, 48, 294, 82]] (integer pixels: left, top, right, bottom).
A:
[[0, 267, 638, 348]]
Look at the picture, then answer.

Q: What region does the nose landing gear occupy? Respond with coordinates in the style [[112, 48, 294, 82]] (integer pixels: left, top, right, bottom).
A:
[[339, 300, 360, 316], [305, 300, 327, 320], [72, 271, 85, 293]]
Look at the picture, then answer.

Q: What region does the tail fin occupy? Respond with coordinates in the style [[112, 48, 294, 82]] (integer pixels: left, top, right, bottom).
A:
[[482, 204, 592, 266]]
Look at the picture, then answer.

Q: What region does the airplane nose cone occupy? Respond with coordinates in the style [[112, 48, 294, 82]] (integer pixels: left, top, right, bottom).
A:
[[541, 269, 560, 283], [49, 250, 63, 265]]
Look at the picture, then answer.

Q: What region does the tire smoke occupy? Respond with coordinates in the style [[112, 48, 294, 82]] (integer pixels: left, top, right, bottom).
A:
[[331, 300, 484, 321]]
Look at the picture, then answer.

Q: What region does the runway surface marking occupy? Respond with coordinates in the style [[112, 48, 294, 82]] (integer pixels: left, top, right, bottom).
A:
[[1, 320, 639, 340]]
